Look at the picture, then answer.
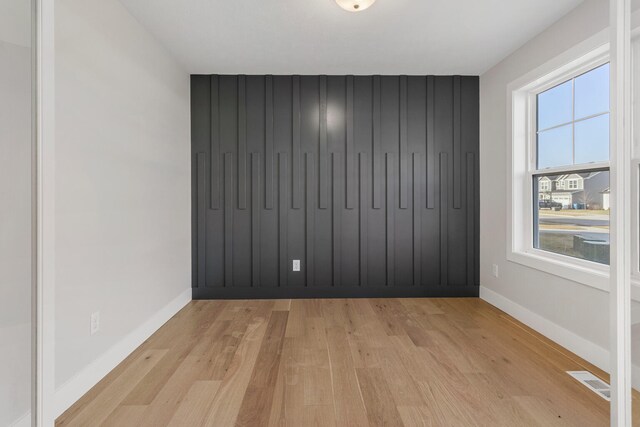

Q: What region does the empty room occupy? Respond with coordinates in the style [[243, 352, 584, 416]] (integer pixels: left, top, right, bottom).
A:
[[3, 0, 640, 425]]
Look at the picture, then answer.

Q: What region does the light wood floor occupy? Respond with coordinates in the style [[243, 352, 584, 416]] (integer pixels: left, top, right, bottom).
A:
[[57, 298, 618, 426]]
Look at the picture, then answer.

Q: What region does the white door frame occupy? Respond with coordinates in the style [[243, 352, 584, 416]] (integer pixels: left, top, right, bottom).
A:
[[609, 0, 633, 425], [35, 0, 55, 425]]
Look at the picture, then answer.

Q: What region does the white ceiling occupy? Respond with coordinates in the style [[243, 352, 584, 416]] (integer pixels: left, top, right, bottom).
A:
[[119, 0, 583, 75]]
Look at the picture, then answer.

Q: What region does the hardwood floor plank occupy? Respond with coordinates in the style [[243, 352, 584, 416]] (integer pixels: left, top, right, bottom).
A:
[[301, 316, 327, 350], [139, 302, 274, 426], [348, 334, 383, 369], [273, 298, 292, 311], [167, 380, 221, 426], [373, 341, 426, 406], [385, 335, 433, 383], [303, 348, 333, 406], [121, 333, 201, 405], [235, 311, 288, 426], [416, 379, 483, 426], [284, 298, 306, 338], [201, 305, 273, 426], [301, 299, 325, 318], [131, 326, 221, 422], [302, 404, 338, 426], [325, 326, 370, 427], [101, 405, 148, 427], [144, 301, 224, 348], [321, 299, 356, 332], [202, 302, 265, 381], [368, 299, 413, 337], [57, 349, 167, 427], [356, 367, 403, 427], [513, 395, 588, 427], [135, 356, 216, 425], [267, 337, 306, 426], [463, 373, 540, 426], [397, 405, 440, 427]]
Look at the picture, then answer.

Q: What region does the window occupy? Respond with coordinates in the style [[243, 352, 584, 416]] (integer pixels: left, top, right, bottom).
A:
[[539, 179, 551, 192], [507, 44, 611, 290], [533, 64, 610, 264]]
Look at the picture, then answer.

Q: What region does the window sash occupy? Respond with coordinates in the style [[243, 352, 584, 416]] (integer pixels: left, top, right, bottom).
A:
[[532, 167, 611, 265], [532, 59, 611, 172]]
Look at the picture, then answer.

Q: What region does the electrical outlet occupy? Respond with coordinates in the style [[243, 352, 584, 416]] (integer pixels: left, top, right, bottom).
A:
[[492, 264, 499, 278], [90, 311, 100, 335], [292, 259, 301, 272]]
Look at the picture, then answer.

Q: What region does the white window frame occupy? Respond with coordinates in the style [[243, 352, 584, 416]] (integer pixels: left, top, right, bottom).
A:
[[507, 34, 612, 292], [631, 29, 640, 291], [508, 27, 640, 298]]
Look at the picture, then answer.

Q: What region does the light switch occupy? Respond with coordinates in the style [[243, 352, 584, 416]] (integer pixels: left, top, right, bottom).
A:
[[292, 260, 301, 272]]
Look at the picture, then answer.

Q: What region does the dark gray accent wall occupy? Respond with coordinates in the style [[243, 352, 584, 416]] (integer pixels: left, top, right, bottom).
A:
[[191, 75, 479, 299]]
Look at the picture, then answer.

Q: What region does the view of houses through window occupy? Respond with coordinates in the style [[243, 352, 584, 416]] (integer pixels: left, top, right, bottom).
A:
[[534, 170, 610, 264], [533, 63, 610, 265]]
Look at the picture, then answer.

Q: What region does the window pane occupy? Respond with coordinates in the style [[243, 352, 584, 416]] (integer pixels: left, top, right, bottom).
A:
[[537, 80, 573, 130], [534, 170, 610, 265], [574, 63, 609, 120], [537, 124, 572, 169], [575, 113, 609, 164]]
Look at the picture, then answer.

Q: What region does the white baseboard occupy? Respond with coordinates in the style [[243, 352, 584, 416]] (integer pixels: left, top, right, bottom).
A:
[[54, 287, 192, 418], [480, 286, 610, 371], [480, 286, 640, 390]]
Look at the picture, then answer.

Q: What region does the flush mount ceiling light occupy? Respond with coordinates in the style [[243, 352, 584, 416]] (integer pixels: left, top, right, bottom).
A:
[[335, 0, 376, 12]]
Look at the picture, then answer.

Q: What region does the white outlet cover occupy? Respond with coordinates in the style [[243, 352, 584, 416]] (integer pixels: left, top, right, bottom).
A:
[[492, 264, 499, 278], [292, 260, 301, 272], [90, 311, 100, 335]]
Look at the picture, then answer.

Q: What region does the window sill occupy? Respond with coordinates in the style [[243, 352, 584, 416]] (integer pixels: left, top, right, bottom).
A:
[[507, 248, 609, 292], [508, 249, 640, 301]]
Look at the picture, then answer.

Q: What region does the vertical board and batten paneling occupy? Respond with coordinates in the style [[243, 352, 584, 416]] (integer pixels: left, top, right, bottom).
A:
[[265, 76, 274, 210], [191, 74, 479, 299], [237, 75, 247, 210], [291, 76, 302, 210], [210, 75, 221, 210]]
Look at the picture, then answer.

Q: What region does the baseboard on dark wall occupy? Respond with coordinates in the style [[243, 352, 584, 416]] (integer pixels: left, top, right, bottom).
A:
[[193, 285, 479, 299]]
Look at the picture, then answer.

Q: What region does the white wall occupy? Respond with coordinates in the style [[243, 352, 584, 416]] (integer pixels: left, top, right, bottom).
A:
[[54, 0, 191, 413], [480, 0, 613, 369], [0, 1, 33, 425]]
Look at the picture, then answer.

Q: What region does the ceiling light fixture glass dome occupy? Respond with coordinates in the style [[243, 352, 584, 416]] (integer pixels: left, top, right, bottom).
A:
[[335, 0, 376, 12]]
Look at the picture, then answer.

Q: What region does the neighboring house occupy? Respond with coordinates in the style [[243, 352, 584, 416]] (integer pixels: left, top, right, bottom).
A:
[[538, 171, 609, 209]]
